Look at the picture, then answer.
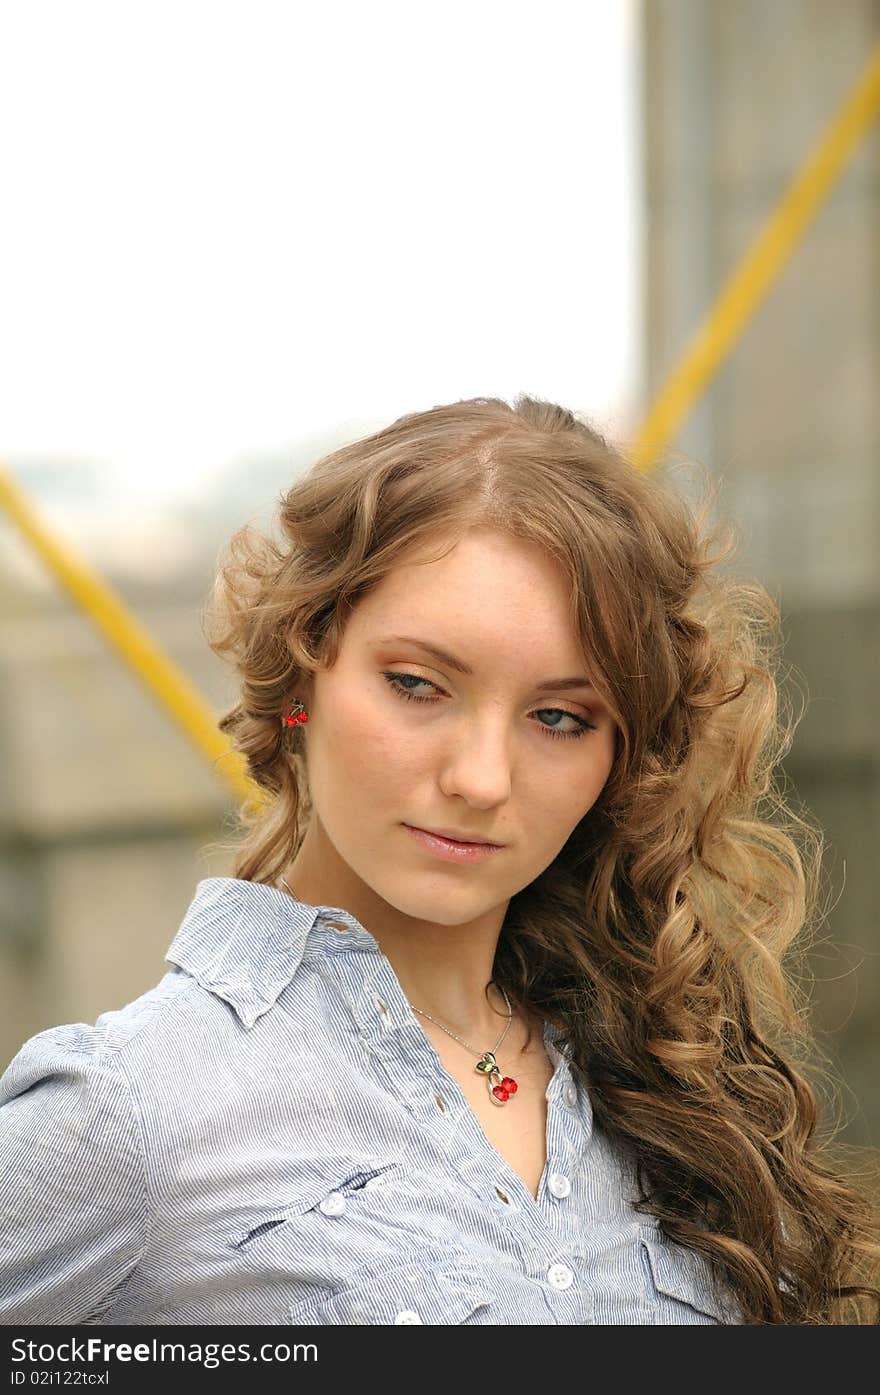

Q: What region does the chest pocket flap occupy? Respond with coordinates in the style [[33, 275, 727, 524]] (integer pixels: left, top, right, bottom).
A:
[[227, 1161, 406, 1252], [288, 1257, 494, 1326], [641, 1232, 742, 1325]]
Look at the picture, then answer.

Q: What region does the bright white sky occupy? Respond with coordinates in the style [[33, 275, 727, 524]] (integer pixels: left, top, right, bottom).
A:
[[0, 0, 642, 507]]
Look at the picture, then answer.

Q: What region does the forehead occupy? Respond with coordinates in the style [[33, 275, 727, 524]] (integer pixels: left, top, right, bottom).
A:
[[355, 528, 576, 622], [345, 554, 593, 680]]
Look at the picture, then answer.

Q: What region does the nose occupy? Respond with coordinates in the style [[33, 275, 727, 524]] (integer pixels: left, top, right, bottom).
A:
[[436, 717, 513, 807]]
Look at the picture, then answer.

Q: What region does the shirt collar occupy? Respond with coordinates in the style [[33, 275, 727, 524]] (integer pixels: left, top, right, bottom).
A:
[[164, 876, 381, 1028], [165, 876, 570, 1057]]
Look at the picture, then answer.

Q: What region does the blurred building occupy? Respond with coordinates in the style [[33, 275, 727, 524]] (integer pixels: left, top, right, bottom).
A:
[[645, 0, 879, 1144]]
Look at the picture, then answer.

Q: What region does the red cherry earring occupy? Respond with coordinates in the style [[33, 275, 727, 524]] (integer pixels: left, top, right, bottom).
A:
[[282, 701, 309, 727]]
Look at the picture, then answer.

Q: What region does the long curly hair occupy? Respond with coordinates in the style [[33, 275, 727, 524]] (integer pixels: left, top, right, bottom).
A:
[[202, 393, 880, 1324]]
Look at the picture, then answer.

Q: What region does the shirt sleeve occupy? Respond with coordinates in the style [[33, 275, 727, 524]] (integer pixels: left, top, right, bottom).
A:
[[0, 1023, 149, 1324]]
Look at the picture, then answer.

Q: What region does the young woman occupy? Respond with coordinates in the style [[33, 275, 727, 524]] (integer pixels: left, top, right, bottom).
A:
[[1, 395, 877, 1325]]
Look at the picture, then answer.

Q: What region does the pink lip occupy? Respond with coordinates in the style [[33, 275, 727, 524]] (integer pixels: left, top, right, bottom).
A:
[[402, 823, 504, 863]]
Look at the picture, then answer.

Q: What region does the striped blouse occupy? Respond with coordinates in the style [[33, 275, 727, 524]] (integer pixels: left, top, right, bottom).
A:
[[0, 876, 743, 1325]]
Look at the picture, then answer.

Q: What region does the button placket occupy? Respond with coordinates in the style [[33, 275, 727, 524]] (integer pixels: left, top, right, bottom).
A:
[[546, 1262, 575, 1291], [353, 971, 587, 1264], [547, 1172, 571, 1199], [372, 994, 393, 1029], [355, 958, 467, 1120]]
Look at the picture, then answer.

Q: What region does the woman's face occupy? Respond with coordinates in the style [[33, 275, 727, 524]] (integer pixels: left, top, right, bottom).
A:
[[297, 527, 618, 928]]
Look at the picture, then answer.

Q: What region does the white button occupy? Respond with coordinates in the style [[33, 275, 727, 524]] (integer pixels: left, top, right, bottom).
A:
[[394, 1308, 422, 1324], [318, 1191, 347, 1216], [546, 1262, 574, 1291], [548, 1172, 571, 1198], [564, 1082, 577, 1107]]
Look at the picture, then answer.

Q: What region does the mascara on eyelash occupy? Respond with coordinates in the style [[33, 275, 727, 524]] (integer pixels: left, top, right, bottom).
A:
[[381, 670, 596, 739]]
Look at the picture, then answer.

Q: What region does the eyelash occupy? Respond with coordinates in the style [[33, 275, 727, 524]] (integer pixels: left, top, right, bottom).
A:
[[380, 671, 598, 742]]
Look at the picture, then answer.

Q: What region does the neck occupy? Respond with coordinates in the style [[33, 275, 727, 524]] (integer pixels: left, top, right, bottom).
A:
[[410, 980, 512, 1047], [274, 859, 514, 1043]]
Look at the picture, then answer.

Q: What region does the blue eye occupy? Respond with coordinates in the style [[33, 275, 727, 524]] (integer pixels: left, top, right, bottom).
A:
[[380, 671, 597, 742]]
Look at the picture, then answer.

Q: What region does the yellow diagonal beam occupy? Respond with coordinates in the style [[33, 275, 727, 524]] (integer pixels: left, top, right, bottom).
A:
[[0, 466, 262, 809], [630, 38, 880, 474]]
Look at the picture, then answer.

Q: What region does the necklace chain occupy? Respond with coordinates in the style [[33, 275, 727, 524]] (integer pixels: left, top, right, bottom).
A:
[[410, 987, 513, 1059], [276, 874, 513, 1058]]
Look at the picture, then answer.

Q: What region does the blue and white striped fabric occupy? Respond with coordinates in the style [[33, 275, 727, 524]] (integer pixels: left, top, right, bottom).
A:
[[0, 877, 743, 1325]]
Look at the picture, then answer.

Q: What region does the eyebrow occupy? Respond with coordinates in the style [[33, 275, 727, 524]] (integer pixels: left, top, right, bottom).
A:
[[374, 635, 597, 693]]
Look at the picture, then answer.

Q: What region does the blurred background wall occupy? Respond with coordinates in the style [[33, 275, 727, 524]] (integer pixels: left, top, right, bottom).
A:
[[644, 0, 879, 1146], [1, 0, 877, 1152]]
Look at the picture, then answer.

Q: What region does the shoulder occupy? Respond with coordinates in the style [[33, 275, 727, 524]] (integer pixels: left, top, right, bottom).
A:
[[0, 878, 357, 1324], [0, 877, 312, 1103], [0, 973, 185, 1110], [0, 876, 369, 1154]]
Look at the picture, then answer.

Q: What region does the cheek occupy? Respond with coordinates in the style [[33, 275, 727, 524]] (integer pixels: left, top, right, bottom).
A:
[[317, 685, 419, 794], [528, 733, 615, 829]]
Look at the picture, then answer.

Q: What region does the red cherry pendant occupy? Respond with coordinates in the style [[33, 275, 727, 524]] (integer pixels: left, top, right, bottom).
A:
[[501, 1076, 518, 1094], [492, 1085, 510, 1101]]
